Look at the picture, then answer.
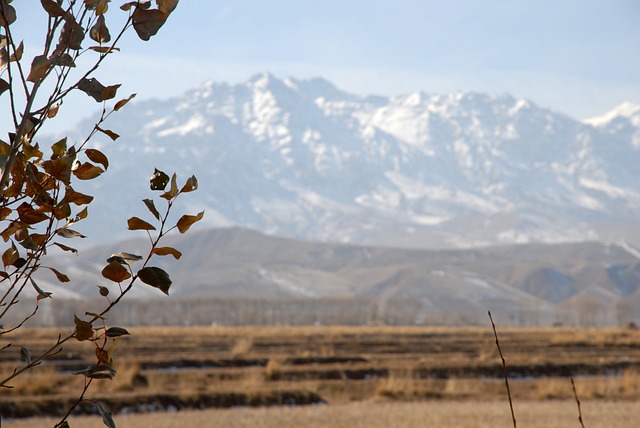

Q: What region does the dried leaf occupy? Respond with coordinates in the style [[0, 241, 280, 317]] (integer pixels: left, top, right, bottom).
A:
[[85, 148, 109, 169], [45, 266, 70, 283], [132, 8, 168, 41], [137, 266, 171, 295], [77, 77, 106, 102], [89, 14, 111, 43], [150, 168, 169, 190], [107, 252, 143, 265], [101, 83, 120, 100], [43, 157, 73, 184], [96, 126, 119, 141], [74, 315, 94, 341], [96, 402, 116, 428], [176, 211, 205, 233], [17, 202, 49, 224], [89, 45, 120, 53], [101, 260, 131, 283], [58, 16, 85, 50], [157, 0, 178, 14], [114, 93, 136, 111], [62, 187, 94, 205], [53, 242, 78, 254], [180, 175, 198, 193], [152, 246, 182, 260], [73, 364, 116, 379], [0, 3, 16, 26], [160, 173, 178, 200], [142, 198, 160, 220], [0, 78, 9, 97], [41, 0, 66, 17], [98, 285, 109, 296], [20, 346, 31, 364], [72, 162, 104, 180], [2, 246, 18, 267], [56, 228, 87, 238], [30, 278, 52, 300], [49, 51, 76, 67], [106, 327, 130, 337], [127, 216, 156, 231], [27, 55, 51, 83], [47, 103, 60, 118], [9, 40, 23, 61]]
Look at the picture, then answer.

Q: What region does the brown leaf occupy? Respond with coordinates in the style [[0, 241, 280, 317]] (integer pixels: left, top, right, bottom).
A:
[[176, 211, 204, 233], [89, 45, 120, 53], [132, 8, 168, 41], [56, 228, 87, 239], [2, 246, 18, 267], [96, 126, 119, 141], [77, 77, 106, 102], [47, 103, 61, 118], [85, 148, 109, 169], [43, 157, 73, 185], [49, 51, 76, 67], [17, 202, 49, 225], [127, 216, 156, 231], [101, 83, 120, 101], [41, 0, 66, 17], [72, 162, 104, 180], [150, 168, 169, 190], [46, 266, 70, 283], [160, 173, 178, 200], [62, 187, 94, 205], [74, 315, 94, 341], [0, 207, 11, 220], [180, 175, 198, 193], [137, 266, 171, 295], [58, 16, 85, 50], [53, 202, 71, 220], [0, 3, 16, 26], [26, 55, 51, 83], [9, 40, 23, 62], [53, 242, 78, 254], [142, 198, 160, 220], [0, 78, 9, 97], [152, 246, 182, 260], [89, 14, 111, 43], [156, 0, 178, 14], [114, 93, 136, 111], [101, 260, 131, 283]]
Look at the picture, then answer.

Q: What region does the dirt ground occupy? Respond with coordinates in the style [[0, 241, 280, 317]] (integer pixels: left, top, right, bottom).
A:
[[4, 400, 639, 428]]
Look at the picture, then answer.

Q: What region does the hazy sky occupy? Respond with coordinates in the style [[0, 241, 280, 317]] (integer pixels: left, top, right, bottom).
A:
[[11, 1, 640, 128]]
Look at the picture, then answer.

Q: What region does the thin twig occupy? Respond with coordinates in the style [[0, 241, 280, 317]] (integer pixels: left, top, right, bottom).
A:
[[488, 310, 516, 428], [571, 378, 586, 428]]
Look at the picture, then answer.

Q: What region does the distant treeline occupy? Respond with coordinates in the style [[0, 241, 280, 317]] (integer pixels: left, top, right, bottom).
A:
[[10, 296, 637, 328]]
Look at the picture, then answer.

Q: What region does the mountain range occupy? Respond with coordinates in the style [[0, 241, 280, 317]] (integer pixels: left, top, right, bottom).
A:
[[58, 73, 640, 249]]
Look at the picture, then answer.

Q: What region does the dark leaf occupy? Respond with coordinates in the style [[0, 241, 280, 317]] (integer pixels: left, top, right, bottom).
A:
[[62, 187, 94, 205], [46, 266, 70, 283], [72, 162, 104, 180], [47, 103, 61, 118], [85, 148, 109, 169], [0, 78, 9, 96], [9, 40, 23, 61], [77, 77, 106, 102], [137, 266, 171, 295], [74, 315, 94, 341], [180, 175, 198, 193], [26, 55, 51, 83], [101, 84, 120, 101], [0, 3, 16, 26], [98, 285, 109, 296], [160, 173, 178, 200], [176, 211, 205, 233], [58, 16, 85, 50], [101, 260, 131, 283], [89, 45, 120, 53], [56, 228, 86, 239], [150, 168, 169, 190], [51, 137, 67, 158], [30, 278, 52, 300], [127, 216, 156, 231], [41, 0, 66, 17], [73, 364, 116, 379], [132, 8, 168, 41], [20, 346, 31, 364], [89, 14, 111, 43], [17, 202, 49, 224], [107, 252, 143, 265], [106, 327, 130, 338], [152, 246, 182, 260], [49, 51, 76, 67], [43, 157, 73, 185], [54, 242, 78, 254], [96, 126, 119, 141], [96, 401, 116, 428], [2, 246, 18, 267], [157, 0, 178, 14], [142, 198, 160, 220], [114, 93, 136, 111]]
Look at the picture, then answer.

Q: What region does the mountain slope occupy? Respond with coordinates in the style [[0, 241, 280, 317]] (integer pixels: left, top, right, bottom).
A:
[[59, 73, 640, 249]]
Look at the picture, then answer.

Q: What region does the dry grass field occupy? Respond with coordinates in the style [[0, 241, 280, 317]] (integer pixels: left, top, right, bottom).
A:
[[1, 325, 639, 425]]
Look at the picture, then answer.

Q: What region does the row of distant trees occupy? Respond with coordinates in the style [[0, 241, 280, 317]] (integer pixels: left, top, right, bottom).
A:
[[11, 296, 636, 328]]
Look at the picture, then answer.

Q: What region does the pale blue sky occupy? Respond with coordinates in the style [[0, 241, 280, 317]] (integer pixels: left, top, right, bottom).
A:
[[10, 1, 640, 128]]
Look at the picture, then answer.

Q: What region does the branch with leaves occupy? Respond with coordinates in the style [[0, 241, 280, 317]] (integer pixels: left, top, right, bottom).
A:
[[0, 2, 202, 427]]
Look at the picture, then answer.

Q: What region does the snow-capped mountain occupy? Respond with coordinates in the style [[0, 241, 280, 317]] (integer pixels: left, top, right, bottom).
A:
[[60, 73, 640, 249]]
